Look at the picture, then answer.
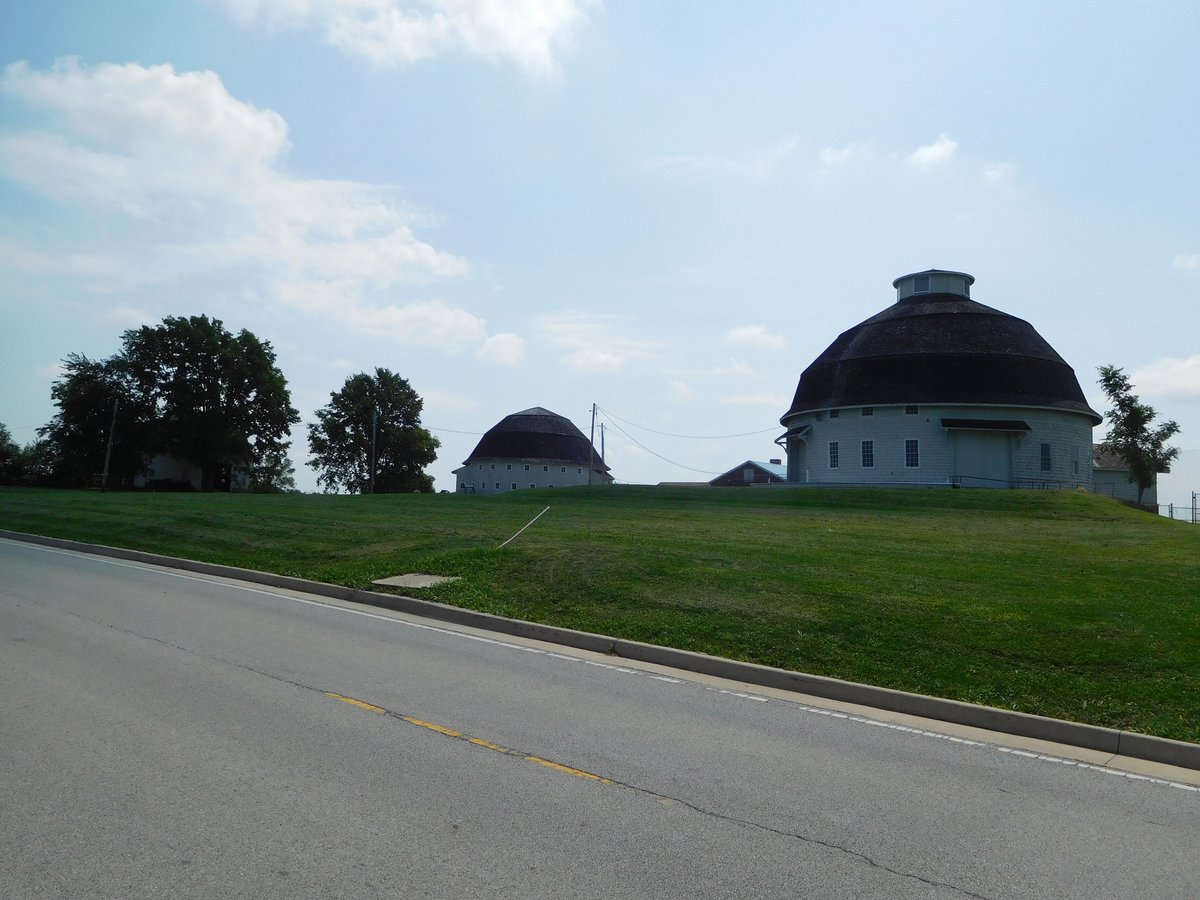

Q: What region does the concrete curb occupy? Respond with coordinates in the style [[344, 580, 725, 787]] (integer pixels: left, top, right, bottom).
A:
[[6, 527, 1199, 772]]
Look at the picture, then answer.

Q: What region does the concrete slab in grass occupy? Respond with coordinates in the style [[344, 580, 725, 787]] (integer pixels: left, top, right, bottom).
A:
[[372, 573, 459, 589]]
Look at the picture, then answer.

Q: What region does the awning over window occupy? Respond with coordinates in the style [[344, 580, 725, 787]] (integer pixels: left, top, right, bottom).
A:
[[940, 418, 1030, 432], [775, 423, 810, 448]]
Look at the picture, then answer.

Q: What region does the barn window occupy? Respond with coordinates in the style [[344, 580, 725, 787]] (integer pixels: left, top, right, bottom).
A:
[[862, 407, 873, 416], [905, 405, 918, 415], [829, 409, 839, 418], [1040, 443, 1052, 471], [913, 275, 930, 293], [524, 464, 530, 471], [561, 466, 566, 473], [828, 442, 839, 468], [511, 483, 517, 490], [506, 464, 511, 470], [543, 465, 549, 472], [861, 440, 874, 468], [495, 482, 500, 489], [905, 439, 919, 467]]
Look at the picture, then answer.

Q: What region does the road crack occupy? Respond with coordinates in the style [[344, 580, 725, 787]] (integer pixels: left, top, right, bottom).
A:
[[55, 605, 995, 899]]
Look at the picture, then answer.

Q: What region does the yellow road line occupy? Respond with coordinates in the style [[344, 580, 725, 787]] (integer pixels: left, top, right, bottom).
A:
[[326, 691, 387, 714], [525, 756, 613, 783], [469, 737, 507, 751], [326, 692, 612, 785], [401, 715, 462, 738]]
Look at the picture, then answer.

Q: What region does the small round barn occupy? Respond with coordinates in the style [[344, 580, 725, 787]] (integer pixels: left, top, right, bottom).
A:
[[778, 270, 1102, 487], [454, 406, 612, 493]]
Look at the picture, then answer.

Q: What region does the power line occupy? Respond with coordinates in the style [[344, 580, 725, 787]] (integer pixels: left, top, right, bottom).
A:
[[599, 414, 723, 476], [597, 405, 779, 440]]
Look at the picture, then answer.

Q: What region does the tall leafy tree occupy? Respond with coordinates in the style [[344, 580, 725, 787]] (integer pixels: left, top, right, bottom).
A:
[[41, 317, 299, 490], [307, 368, 439, 493], [118, 315, 299, 489], [38, 353, 151, 488], [1097, 365, 1180, 504], [246, 449, 298, 494], [0, 423, 23, 485]]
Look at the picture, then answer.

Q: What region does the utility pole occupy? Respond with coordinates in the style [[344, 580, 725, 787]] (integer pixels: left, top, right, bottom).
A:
[[588, 403, 597, 486], [370, 406, 378, 494], [600, 422, 605, 484], [100, 394, 119, 491]]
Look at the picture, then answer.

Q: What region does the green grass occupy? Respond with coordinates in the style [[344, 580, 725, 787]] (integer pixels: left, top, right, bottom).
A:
[[2, 485, 1197, 742]]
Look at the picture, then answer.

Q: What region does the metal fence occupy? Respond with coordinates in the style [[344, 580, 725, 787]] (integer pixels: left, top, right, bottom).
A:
[[1157, 493, 1199, 524]]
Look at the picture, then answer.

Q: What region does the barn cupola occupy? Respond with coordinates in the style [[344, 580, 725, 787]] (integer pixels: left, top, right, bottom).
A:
[[892, 269, 975, 301]]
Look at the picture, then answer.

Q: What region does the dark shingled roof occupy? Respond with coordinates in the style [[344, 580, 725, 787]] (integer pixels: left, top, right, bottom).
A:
[[464, 407, 608, 469], [782, 281, 1102, 425]]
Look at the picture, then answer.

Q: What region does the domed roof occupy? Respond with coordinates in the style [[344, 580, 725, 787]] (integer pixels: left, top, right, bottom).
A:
[[465, 407, 608, 468], [782, 270, 1101, 424]]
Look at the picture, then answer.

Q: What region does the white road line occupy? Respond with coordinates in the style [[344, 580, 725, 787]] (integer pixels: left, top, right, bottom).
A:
[[8, 538, 1199, 795]]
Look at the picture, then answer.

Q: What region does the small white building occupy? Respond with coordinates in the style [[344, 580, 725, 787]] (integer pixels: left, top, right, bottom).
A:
[[779, 270, 1102, 488], [1092, 446, 1161, 506], [454, 407, 612, 493]]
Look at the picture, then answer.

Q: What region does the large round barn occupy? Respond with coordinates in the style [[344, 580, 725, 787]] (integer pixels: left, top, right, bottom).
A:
[[454, 406, 612, 493], [778, 270, 1102, 488]]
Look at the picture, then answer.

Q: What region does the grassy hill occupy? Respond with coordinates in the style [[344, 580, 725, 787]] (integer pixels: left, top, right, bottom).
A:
[[2, 485, 1197, 742]]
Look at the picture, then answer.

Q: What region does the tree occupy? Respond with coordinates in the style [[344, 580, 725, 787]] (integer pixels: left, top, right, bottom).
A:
[[1097, 365, 1181, 504], [118, 315, 300, 490], [42, 316, 299, 490], [246, 450, 298, 494], [0, 423, 22, 484], [307, 368, 439, 493], [38, 353, 152, 488]]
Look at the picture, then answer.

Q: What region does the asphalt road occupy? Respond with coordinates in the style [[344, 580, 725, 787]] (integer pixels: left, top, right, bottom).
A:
[[2, 537, 1196, 899]]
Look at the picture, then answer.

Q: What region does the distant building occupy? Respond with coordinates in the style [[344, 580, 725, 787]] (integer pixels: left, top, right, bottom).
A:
[[454, 406, 612, 493], [710, 459, 787, 487], [134, 455, 246, 492], [779, 270, 1102, 488], [1092, 445, 1162, 507]]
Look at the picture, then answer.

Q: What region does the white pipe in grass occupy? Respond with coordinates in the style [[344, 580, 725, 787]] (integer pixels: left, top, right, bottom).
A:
[[498, 506, 551, 549]]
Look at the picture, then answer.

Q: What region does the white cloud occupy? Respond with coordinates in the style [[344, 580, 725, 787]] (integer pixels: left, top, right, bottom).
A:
[[668, 379, 693, 401], [655, 136, 801, 180], [0, 59, 483, 354], [983, 162, 1015, 183], [718, 392, 790, 408], [420, 389, 477, 413], [2, 59, 288, 169], [1172, 253, 1200, 272], [218, 0, 599, 80], [817, 142, 871, 173], [1131, 356, 1200, 403], [95, 304, 153, 329], [535, 311, 663, 373], [665, 358, 754, 378], [908, 133, 958, 167], [725, 324, 787, 351], [478, 332, 526, 366], [35, 361, 67, 381]]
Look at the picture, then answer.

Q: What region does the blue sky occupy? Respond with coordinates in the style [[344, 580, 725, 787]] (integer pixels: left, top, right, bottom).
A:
[[2, 1, 1197, 502]]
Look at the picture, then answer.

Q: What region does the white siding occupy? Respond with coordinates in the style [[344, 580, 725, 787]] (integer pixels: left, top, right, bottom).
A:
[[453, 459, 600, 493], [782, 404, 1096, 489]]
